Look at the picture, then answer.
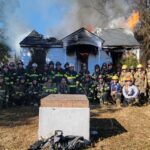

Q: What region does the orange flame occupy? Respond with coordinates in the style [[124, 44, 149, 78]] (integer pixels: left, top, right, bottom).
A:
[[127, 10, 140, 30]]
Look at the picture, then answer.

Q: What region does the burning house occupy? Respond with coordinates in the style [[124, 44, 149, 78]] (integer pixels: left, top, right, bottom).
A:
[[20, 27, 140, 73]]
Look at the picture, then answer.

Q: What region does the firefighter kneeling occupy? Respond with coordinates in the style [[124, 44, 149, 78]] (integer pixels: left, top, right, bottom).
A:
[[110, 75, 122, 107], [122, 76, 139, 106]]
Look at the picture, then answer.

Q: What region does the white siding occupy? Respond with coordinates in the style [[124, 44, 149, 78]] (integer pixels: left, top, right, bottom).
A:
[[88, 49, 112, 74], [88, 53, 99, 74], [99, 50, 112, 67], [46, 48, 66, 67], [20, 48, 31, 68], [66, 53, 77, 69]]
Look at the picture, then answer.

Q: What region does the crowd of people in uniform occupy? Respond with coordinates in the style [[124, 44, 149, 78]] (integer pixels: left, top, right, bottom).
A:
[[0, 59, 150, 108]]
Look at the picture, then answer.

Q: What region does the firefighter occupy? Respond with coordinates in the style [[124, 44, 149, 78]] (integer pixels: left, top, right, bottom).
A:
[[49, 61, 55, 80], [107, 63, 115, 84], [2, 64, 15, 106], [92, 64, 101, 101], [64, 64, 78, 94], [41, 63, 50, 85], [11, 76, 28, 106], [2, 64, 11, 86], [54, 61, 64, 85], [27, 63, 39, 86], [101, 63, 107, 73], [27, 77, 42, 106], [122, 76, 139, 106], [64, 62, 70, 74], [79, 63, 90, 82], [82, 74, 94, 102], [146, 60, 150, 102], [42, 77, 57, 97], [92, 64, 101, 81], [129, 66, 135, 76], [110, 75, 122, 107], [58, 77, 69, 94], [16, 60, 26, 84], [0, 74, 9, 108], [119, 65, 133, 87], [8, 62, 17, 84], [134, 64, 147, 104], [116, 64, 122, 78], [96, 75, 109, 106]]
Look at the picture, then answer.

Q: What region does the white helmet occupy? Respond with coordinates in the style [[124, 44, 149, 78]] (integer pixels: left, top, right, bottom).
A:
[[69, 63, 74, 67], [32, 63, 38, 68]]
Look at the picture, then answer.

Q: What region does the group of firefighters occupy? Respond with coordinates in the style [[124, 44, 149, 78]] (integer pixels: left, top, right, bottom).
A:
[[0, 59, 150, 108]]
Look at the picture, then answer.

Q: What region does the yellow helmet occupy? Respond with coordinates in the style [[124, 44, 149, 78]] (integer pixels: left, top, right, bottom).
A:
[[112, 75, 118, 80], [122, 65, 127, 70], [137, 64, 143, 69], [124, 76, 132, 81]]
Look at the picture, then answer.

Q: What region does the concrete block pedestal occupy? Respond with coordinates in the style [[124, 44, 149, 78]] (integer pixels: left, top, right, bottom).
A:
[[38, 94, 90, 140]]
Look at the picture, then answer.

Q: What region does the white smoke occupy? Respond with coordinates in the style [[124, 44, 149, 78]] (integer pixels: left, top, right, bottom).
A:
[[0, 0, 31, 56], [0, 0, 136, 56], [46, 0, 136, 38]]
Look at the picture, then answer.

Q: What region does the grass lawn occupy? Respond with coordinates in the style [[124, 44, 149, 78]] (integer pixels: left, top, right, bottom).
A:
[[0, 105, 150, 150]]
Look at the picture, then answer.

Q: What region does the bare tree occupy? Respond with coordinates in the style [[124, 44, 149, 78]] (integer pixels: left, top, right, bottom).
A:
[[135, 0, 150, 64]]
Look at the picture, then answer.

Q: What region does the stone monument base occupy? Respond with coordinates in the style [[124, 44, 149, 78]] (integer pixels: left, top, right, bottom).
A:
[[38, 94, 90, 140]]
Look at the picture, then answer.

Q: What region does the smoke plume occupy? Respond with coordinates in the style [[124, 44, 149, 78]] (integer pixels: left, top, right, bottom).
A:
[[0, 0, 136, 55]]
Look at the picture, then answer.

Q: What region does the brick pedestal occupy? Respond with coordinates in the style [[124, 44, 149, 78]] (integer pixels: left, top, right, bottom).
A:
[[38, 94, 90, 140]]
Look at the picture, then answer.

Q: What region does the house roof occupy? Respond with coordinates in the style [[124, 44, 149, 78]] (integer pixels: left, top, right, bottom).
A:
[[62, 27, 104, 47], [20, 28, 140, 49], [20, 30, 62, 48], [95, 28, 140, 47]]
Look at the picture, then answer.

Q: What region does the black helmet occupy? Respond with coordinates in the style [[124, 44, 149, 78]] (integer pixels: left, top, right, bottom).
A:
[[64, 62, 69, 68], [18, 60, 24, 65], [49, 61, 54, 66], [56, 61, 61, 66], [9, 62, 15, 67], [108, 62, 113, 66]]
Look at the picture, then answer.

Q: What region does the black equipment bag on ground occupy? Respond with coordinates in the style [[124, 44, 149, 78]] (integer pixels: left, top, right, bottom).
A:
[[28, 130, 90, 150]]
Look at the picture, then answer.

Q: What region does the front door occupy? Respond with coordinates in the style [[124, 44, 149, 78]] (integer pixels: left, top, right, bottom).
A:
[[76, 51, 89, 72]]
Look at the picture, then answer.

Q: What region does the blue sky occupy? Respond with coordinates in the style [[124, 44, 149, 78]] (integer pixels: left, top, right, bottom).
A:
[[17, 0, 71, 34]]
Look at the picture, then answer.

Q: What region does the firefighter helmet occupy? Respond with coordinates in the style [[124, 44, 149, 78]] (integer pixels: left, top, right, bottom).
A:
[[124, 76, 132, 81], [112, 75, 119, 80], [56, 61, 61, 66], [147, 60, 150, 65], [122, 65, 127, 70], [137, 64, 143, 69], [32, 63, 38, 68]]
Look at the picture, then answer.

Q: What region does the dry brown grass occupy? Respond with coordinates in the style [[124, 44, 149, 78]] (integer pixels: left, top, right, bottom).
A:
[[0, 105, 150, 150]]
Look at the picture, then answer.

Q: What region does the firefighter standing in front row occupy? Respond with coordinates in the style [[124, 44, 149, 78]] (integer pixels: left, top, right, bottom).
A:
[[54, 61, 65, 85], [58, 77, 69, 94], [134, 64, 147, 104], [119, 65, 133, 87], [64, 64, 78, 94], [27, 77, 42, 106], [110, 75, 122, 107], [96, 75, 109, 106], [11, 76, 28, 106], [81, 74, 94, 101], [42, 77, 57, 97]]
